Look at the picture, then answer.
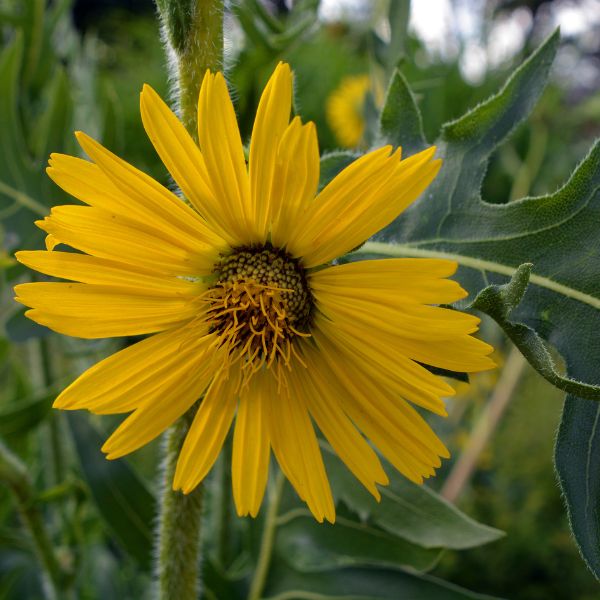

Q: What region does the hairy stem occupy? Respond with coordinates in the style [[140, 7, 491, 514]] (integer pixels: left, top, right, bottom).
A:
[[247, 470, 286, 600], [156, 0, 224, 137], [155, 410, 204, 599], [153, 1, 223, 597]]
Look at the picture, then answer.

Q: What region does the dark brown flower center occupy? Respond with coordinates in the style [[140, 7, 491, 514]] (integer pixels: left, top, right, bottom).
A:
[[205, 246, 314, 380]]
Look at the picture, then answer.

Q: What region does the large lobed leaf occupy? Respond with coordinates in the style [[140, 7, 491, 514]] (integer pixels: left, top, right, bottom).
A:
[[264, 451, 503, 599], [370, 29, 600, 578]]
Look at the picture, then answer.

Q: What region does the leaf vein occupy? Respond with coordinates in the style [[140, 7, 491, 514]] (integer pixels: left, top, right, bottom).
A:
[[356, 242, 600, 310]]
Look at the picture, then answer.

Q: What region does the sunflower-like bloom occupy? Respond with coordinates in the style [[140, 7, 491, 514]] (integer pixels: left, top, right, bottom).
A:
[[15, 63, 494, 523], [326, 73, 370, 148]]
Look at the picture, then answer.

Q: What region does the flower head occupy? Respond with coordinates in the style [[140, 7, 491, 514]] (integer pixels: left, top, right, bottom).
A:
[[326, 73, 371, 148], [15, 63, 494, 523]]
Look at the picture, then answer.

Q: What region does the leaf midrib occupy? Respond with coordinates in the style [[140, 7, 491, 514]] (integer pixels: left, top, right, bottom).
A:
[[356, 242, 600, 310]]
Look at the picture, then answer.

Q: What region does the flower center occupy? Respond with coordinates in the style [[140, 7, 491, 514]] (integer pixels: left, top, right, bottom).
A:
[[205, 246, 313, 384]]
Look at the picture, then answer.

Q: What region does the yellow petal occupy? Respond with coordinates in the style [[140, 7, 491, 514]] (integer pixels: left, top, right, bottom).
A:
[[15, 282, 199, 338], [314, 316, 451, 415], [270, 117, 320, 249], [322, 296, 494, 374], [66, 134, 224, 250], [394, 334, 496, 373], [290, 146, 441, 267], [197, 71, 252, 242], [102, 334, 219, 459], [310, 258, 467, 305], [248, 62, 293, 242], [15, 251, 200, 296], [315, 331, 450, 483], [292, 343, 388, 500], [266, 368, 335, 523], [139, 84, 240, 247], [36, 205, 214, 276], [232, 373, 271, 517], [53, 324, 209, 414], [173, 369, 241, 494]]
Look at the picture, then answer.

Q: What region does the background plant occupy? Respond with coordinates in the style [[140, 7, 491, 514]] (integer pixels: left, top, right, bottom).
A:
[[1, 0, 599, 598]]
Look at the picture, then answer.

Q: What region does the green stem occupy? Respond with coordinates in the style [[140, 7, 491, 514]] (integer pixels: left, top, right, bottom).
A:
[[177, 3, 223, 136], [0, 179, 48, 216], [155, 410, 204, 600], [152, 1, 223, 596], [0, 439, 72, 598], [156, 0, 224, 137], [247, 470, 286, 600]]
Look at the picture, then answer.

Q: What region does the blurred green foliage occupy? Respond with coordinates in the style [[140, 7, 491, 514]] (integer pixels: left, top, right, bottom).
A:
[[436, 363, 600, 600], [1, 0, 599, 598]]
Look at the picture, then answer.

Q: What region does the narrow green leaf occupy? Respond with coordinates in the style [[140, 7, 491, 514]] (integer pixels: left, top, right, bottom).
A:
[[379, 69, 427, 156], [247, 0, 284, 34], [324, 450, 503, 550], [470, 264, 600, 400], [31, 66, 73, 162], [67, 413, 156, 570], [0, 35, 31, 194], [263, 559, 502, 600], [269, 15, 316, 52], [0, 32, 52, 248], [0, 394, 53, 436], [276, 510, 440, 573]]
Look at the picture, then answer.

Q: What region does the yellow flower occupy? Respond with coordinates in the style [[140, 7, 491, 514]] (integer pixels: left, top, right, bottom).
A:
[[326, 73, 370, 148], [14, 63, 494, 523]]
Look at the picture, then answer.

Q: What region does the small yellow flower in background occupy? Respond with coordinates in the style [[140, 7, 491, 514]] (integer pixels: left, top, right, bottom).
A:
[[14, 62, 494, 523], [326, 73, 371, 148]]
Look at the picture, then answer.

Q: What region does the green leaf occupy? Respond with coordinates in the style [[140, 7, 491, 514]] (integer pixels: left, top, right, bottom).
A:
[[470, 264, 600, 400], [324, 450, 503, 550], [276, 510, 440, 572], [5, 309, 50, 342], [31, 66, 73, 162], [0, 35, 33, 199], [555, 399, 600, 580], [263, 559, 502, 600], [379, 69, 427, 156], [0, 394, 53, 436], [67, 413, 156, 570], [0, 32, 64, 249], [319, 151, 359, 188], [355, 28, 600, 577]]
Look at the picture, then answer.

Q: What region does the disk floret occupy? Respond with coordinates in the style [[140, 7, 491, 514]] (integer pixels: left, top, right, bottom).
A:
[[206, 247, 313, 380]]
